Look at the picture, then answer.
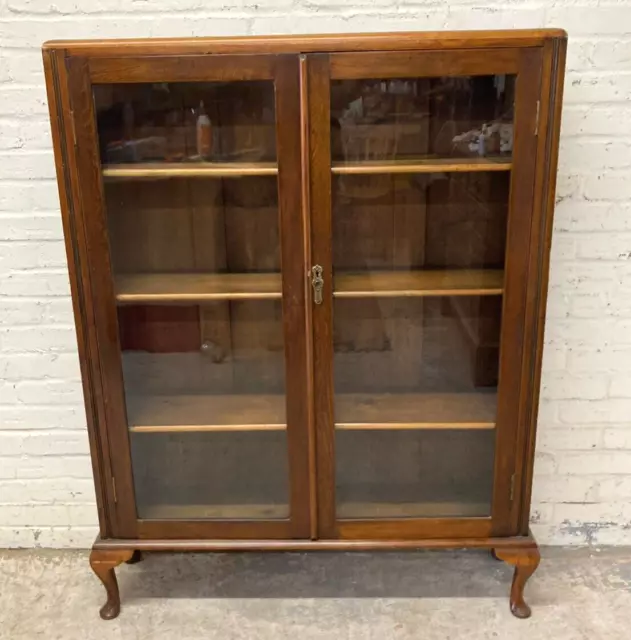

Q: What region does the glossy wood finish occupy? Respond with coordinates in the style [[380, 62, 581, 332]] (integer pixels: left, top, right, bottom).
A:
[[299, 54, 319, 541], [488, 47, 545, 537], [136, 519, 290, 540], [43, 49, 112, 537], [137, 500, 489, 520], [114, 269, 503, 303], [515, 37, 568, 536], [89, 54, 275, 83], [331, 156, 511, 174], [335, 270, 504, 298], [103, 162, 278, 179], [126, 394, 286, 431], [94, 531, 537, 551], [115, 273, 282, 302], [337, 501, 488, 519], [141, 504, 288, 519], [89, 548, 134, 620], [65, 56, 139, 538], [308, 54, 337, 539], [337, 518, 493, 540], [329, 48, 520, 79], [315, 45, 546, 541], [335, 392, 497, 429], [124, 391, 497, 433], [61, 51, 311, 541], [44, 29, 565, 620], [275, 55, 314, 538], [44, 29, 566, 57], [89, 534, 540, 619], [494, 545, 541, 618]]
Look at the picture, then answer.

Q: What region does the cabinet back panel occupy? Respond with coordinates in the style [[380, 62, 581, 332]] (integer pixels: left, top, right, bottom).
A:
[[131, 431, 289, 520], [334, 296, 501, 393], [121, 301, 285, 395], [336, 429, 495, 518], [106, 177, 279, 274]]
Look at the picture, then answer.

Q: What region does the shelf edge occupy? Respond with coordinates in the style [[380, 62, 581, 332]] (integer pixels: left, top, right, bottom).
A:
[[334, 289, 504, 298], [102, 163, 279, 179], [336, 422, 496, 430], [331, 160, 512, 175], [129, 424, 287, 432]]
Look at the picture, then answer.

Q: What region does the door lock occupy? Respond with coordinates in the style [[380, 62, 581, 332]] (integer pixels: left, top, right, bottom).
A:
[[311, 265, 324, 305]]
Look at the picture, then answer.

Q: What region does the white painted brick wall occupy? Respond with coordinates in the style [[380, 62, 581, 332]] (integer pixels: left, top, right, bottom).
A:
[[1, 0, 630, 548]]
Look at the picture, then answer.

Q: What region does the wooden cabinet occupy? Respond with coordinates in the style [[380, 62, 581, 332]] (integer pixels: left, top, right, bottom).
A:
[[43, 29, 566, 620]]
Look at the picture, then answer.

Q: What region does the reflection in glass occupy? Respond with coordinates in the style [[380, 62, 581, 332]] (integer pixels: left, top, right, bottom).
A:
[[132, 431, 289, 520], [331, 75, 515, 163], [93, 81, 276, 165], [331, 76, 512, 520], [93, 80, 289, 520], [336, 429, 495, 518]]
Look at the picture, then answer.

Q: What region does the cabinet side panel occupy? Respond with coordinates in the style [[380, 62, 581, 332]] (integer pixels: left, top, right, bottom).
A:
[[491, 47, 543, 536], [65, 56, 138, 538], [43, 49, 111, 537], [515, 37, 567, 535]]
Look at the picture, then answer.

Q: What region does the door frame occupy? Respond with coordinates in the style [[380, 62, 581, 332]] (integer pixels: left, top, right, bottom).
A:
[[307, 47, 543, 540], [63, 52, 313, 540]]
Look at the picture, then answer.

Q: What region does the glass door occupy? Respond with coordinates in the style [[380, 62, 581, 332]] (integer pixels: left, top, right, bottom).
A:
[[310, 50, 542, 538], [68, 55, 310, 539]]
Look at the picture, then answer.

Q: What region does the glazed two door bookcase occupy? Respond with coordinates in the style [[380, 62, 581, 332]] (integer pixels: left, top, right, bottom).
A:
[[43, 29, 566, 620]]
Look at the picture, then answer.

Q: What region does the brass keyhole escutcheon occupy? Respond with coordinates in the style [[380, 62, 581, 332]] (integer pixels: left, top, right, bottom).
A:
[[311, 265, 324, 305]]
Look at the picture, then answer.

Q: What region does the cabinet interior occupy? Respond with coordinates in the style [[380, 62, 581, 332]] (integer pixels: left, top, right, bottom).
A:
[[94, 70, 513, 520]]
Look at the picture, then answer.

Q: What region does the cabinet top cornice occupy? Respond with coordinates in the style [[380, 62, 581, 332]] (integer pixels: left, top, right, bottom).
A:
[[43, 28, 567, 56]]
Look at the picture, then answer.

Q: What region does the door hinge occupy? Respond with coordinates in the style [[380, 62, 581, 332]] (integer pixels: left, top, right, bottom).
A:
[[534, 100, 540, 136], [111, 476, 118, 503], [509, 474, 516, 501]]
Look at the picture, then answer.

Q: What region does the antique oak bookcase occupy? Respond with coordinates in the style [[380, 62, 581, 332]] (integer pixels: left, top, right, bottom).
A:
[[43, 29, 566, 620]]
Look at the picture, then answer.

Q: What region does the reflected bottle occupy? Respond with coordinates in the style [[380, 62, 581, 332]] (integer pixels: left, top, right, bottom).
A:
[[196, 101, 213, 160]]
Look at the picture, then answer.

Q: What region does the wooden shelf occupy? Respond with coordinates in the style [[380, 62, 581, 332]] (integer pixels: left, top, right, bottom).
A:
[[140, 501, 487, 520], [115, 273, 282, 303], [127, 394, 286, 432], [102, 162, 278, 179], [127, 391, 496, 432], [334, 270, 504, 298], [337, 501, 490, 519], [116, 270, 502, 303], [335, 393, 497, 429], [140, 503, 289, 520], [331, 156, 511, 175]]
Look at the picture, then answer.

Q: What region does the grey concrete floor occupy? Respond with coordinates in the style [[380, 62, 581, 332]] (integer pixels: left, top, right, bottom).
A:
[[1, 548, 630, 639]]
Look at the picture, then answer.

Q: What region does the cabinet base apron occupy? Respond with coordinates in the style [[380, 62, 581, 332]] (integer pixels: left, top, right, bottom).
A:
[[90, 532, 540, 620]]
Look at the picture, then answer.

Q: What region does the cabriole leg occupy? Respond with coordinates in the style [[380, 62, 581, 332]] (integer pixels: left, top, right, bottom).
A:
[[493, 545, 541, 619], [89, 548, 134, 620]]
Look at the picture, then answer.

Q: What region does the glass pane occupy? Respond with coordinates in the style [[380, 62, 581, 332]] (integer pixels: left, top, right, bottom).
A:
[[94, 81, 276, 164], [332, 75, 515, 163], [336, 430, 494, 518], [332, 74, 513, 520], [93, 81, 288, 520], [131, 432, 288, 520]]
